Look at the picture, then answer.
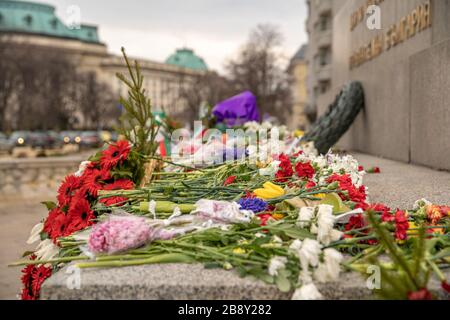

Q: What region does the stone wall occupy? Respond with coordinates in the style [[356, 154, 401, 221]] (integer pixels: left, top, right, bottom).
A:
[[0, 156, 81, 198], [325, 0, 450, 170]]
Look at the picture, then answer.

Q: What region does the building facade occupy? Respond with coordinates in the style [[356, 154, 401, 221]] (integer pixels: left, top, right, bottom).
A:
[[304, 0, 450, 171], [305, 0, 346, 118], [288, 44, 309, 130], [0, 0, 207, 127]]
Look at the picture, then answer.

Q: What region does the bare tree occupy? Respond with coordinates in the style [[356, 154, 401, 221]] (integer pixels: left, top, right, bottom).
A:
[[173, 71, 234, 125], [225, 24, 292, 123], [0, 38, 119, 131]]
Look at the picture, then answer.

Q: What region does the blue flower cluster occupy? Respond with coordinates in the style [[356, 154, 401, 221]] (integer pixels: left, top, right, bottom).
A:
[[238, 197, 268, 213]]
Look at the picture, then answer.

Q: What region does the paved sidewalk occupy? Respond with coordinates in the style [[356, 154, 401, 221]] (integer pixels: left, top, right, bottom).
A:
[[1, 152, 449, 299], [353, 152, 450, 208]]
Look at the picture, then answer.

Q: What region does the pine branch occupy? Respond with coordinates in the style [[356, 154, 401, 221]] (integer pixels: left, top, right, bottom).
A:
[[116, 47, 161, 184]]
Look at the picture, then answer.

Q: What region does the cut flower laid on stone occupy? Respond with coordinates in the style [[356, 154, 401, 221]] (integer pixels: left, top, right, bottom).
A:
[[12, 49, 450, 301]]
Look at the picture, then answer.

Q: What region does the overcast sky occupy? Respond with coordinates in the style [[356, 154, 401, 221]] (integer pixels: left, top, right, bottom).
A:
[[43, 0, 308, 73]]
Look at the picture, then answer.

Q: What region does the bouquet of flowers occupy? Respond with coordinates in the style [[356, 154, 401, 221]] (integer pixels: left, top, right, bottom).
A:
[[12, 51, 450, 301]]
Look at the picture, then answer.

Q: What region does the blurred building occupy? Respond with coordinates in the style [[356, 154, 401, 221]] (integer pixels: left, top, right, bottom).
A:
[[305, 0, 345, 117], [0, 0, 207, 125], [287, 44, 309, 130]]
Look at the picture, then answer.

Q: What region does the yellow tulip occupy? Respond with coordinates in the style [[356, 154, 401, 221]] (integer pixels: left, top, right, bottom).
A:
[[254, 182, 285, 200]]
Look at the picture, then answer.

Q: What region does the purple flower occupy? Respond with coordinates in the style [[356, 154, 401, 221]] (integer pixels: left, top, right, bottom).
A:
[[238, 198, 268, 213]]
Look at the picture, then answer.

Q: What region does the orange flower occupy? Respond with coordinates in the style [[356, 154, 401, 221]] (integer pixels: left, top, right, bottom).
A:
[[426, 205, 446, 224]]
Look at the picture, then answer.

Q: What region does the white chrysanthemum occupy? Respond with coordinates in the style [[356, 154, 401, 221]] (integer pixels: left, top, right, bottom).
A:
[[314, 248, 344, 283], [413, 198, 432, 210], [292, 283, 323, 300], [27, 222, 43, 245], [74, 161, 91, 177], [268, 256, 288, 276], [297, 207, 315, 228]]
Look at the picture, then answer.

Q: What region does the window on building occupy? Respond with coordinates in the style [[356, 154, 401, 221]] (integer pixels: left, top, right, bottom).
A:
[[50, 18, 58, 29], [318, 80, 331, 94], [318, 46, 331, 66], [23, 15, 33, 26], [318, 12, 332, 31]]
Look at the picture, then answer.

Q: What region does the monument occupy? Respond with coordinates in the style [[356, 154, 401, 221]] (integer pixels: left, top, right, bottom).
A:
[[310, 0, 450, 170]]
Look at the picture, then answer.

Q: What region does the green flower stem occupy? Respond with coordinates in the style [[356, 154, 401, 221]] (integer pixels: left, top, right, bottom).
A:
[[76, 253, 193, 269], [9, 255, 89, 267]]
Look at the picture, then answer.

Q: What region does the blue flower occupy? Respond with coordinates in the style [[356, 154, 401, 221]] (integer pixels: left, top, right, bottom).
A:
[[238, 197, 268, 213]]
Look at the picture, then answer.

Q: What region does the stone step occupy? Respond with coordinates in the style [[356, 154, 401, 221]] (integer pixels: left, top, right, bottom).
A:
[[40, 152, 450, 300]]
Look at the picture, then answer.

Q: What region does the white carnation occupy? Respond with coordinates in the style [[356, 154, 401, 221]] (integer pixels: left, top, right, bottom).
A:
[[268, 256, 288, 276], [314, 248, 344, 283], [292, 283, 323, 300], [297, 207, 315, 228]]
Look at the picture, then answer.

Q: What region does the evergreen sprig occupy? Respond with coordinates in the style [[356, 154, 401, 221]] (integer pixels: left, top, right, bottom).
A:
[[116, 47, 160, 184]]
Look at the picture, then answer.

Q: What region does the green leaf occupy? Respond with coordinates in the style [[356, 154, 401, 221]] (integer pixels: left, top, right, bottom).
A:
[[41, 201, 57, 211], [40, 232, 49, 241], [432, 247, 450, 260], [21, 251, 34, 258], [275, 273, 291, 292]]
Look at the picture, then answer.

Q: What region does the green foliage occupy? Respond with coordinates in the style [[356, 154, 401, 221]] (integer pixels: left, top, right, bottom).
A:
[[115, 47, 161, 185], [363, 211, 434, 300]]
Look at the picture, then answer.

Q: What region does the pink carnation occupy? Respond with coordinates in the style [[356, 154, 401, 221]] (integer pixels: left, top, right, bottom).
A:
[[88, 217, 152, 254]]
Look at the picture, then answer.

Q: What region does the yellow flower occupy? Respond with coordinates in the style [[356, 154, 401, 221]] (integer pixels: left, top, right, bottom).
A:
[[232, 248, 246, 255], [254, 182, 285, 200], [407, 222, 419, 237], [294, 130, 305, 138], [272, 213, 285, 220]]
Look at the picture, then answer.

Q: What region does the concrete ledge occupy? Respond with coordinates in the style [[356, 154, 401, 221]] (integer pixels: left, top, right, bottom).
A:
[[41, 262, 449, 300]]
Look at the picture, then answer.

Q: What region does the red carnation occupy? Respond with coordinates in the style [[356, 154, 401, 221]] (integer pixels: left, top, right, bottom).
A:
[[82, 168, 111, 197], [355, 202, 369, 211], [345, 214, 366, 232], [223, 176, 237, 186], [408, 288, 433, 300], [394, 210, 409, 241], [275, 154, 293, 182], [257, 213, 273, 226], [295, 161, 315, 180], [442, 281, 450, 293], [99, 179, 134, 206], [67, 197, 96, 232], [100, 140, 131, 169], [57, 174, 81, 206], [305, 180, 316, 189], [369, 203, 391, 213]]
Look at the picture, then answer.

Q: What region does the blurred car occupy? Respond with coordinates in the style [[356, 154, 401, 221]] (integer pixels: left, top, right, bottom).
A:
[[60, 131, 82, 145], [79, 131, 102, 148], [29, 131, 59, 149], [0, 133, 12, 153], [9, 131, 31, 147]]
